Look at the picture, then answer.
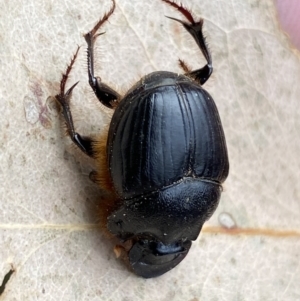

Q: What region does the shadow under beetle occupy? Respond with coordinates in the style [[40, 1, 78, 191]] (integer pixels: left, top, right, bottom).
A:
[[55, 0, 229, 278]]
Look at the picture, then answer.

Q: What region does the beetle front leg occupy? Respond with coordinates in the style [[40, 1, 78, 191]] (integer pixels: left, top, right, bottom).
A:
[[162, 0, 212, 85], [83, 0, 120, 109], [55, 47, 95, 157]]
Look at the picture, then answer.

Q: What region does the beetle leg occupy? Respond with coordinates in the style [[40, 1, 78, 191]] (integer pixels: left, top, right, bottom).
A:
[[55, 46, 95, 157], [162, 0, 212, 85], [84, 0, 120, 109], [178, 58, 192, 73]]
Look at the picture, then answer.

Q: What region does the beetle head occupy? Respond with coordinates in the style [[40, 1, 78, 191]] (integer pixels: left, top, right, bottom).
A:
[[128, 236, 191, 278], [108, 178, 222, 277]]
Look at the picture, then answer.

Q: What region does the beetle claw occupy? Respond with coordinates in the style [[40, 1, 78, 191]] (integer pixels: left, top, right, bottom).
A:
[[165, 15, 187, 25], [65, 81, 79, 97]]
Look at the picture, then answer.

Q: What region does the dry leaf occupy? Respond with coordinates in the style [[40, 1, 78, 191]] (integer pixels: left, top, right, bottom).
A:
[[0, 0, 299, 300]]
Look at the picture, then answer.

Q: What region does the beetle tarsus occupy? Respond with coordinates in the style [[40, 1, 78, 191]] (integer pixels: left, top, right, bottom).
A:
[[55, 49, 95, 157], [83, 0, 120, 109], [59, 46, 80, 96], [163, 0, 213, 85]]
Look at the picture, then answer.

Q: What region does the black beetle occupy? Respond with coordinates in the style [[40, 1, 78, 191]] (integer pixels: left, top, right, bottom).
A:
[[55, 0, 229, 278]]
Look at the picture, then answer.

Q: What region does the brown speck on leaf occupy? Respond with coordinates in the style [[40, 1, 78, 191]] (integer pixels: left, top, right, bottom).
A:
[[25, 79, 52, 128]]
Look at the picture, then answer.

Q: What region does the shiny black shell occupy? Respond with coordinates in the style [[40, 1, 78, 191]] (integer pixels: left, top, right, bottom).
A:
[[106, 71, 229, 249], [107, 71, 228, 197]]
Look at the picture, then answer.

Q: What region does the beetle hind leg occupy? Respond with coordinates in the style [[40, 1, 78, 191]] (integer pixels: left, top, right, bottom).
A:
[[55, 46, 95, 157], [162, 0, 212, 85], [83, 0, 120, 109]]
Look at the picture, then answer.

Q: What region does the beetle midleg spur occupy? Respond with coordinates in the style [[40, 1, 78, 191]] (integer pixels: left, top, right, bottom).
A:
[[162, 0, 212, 85], [55, 46, 95, 157], [84, 0, 120, 109]]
